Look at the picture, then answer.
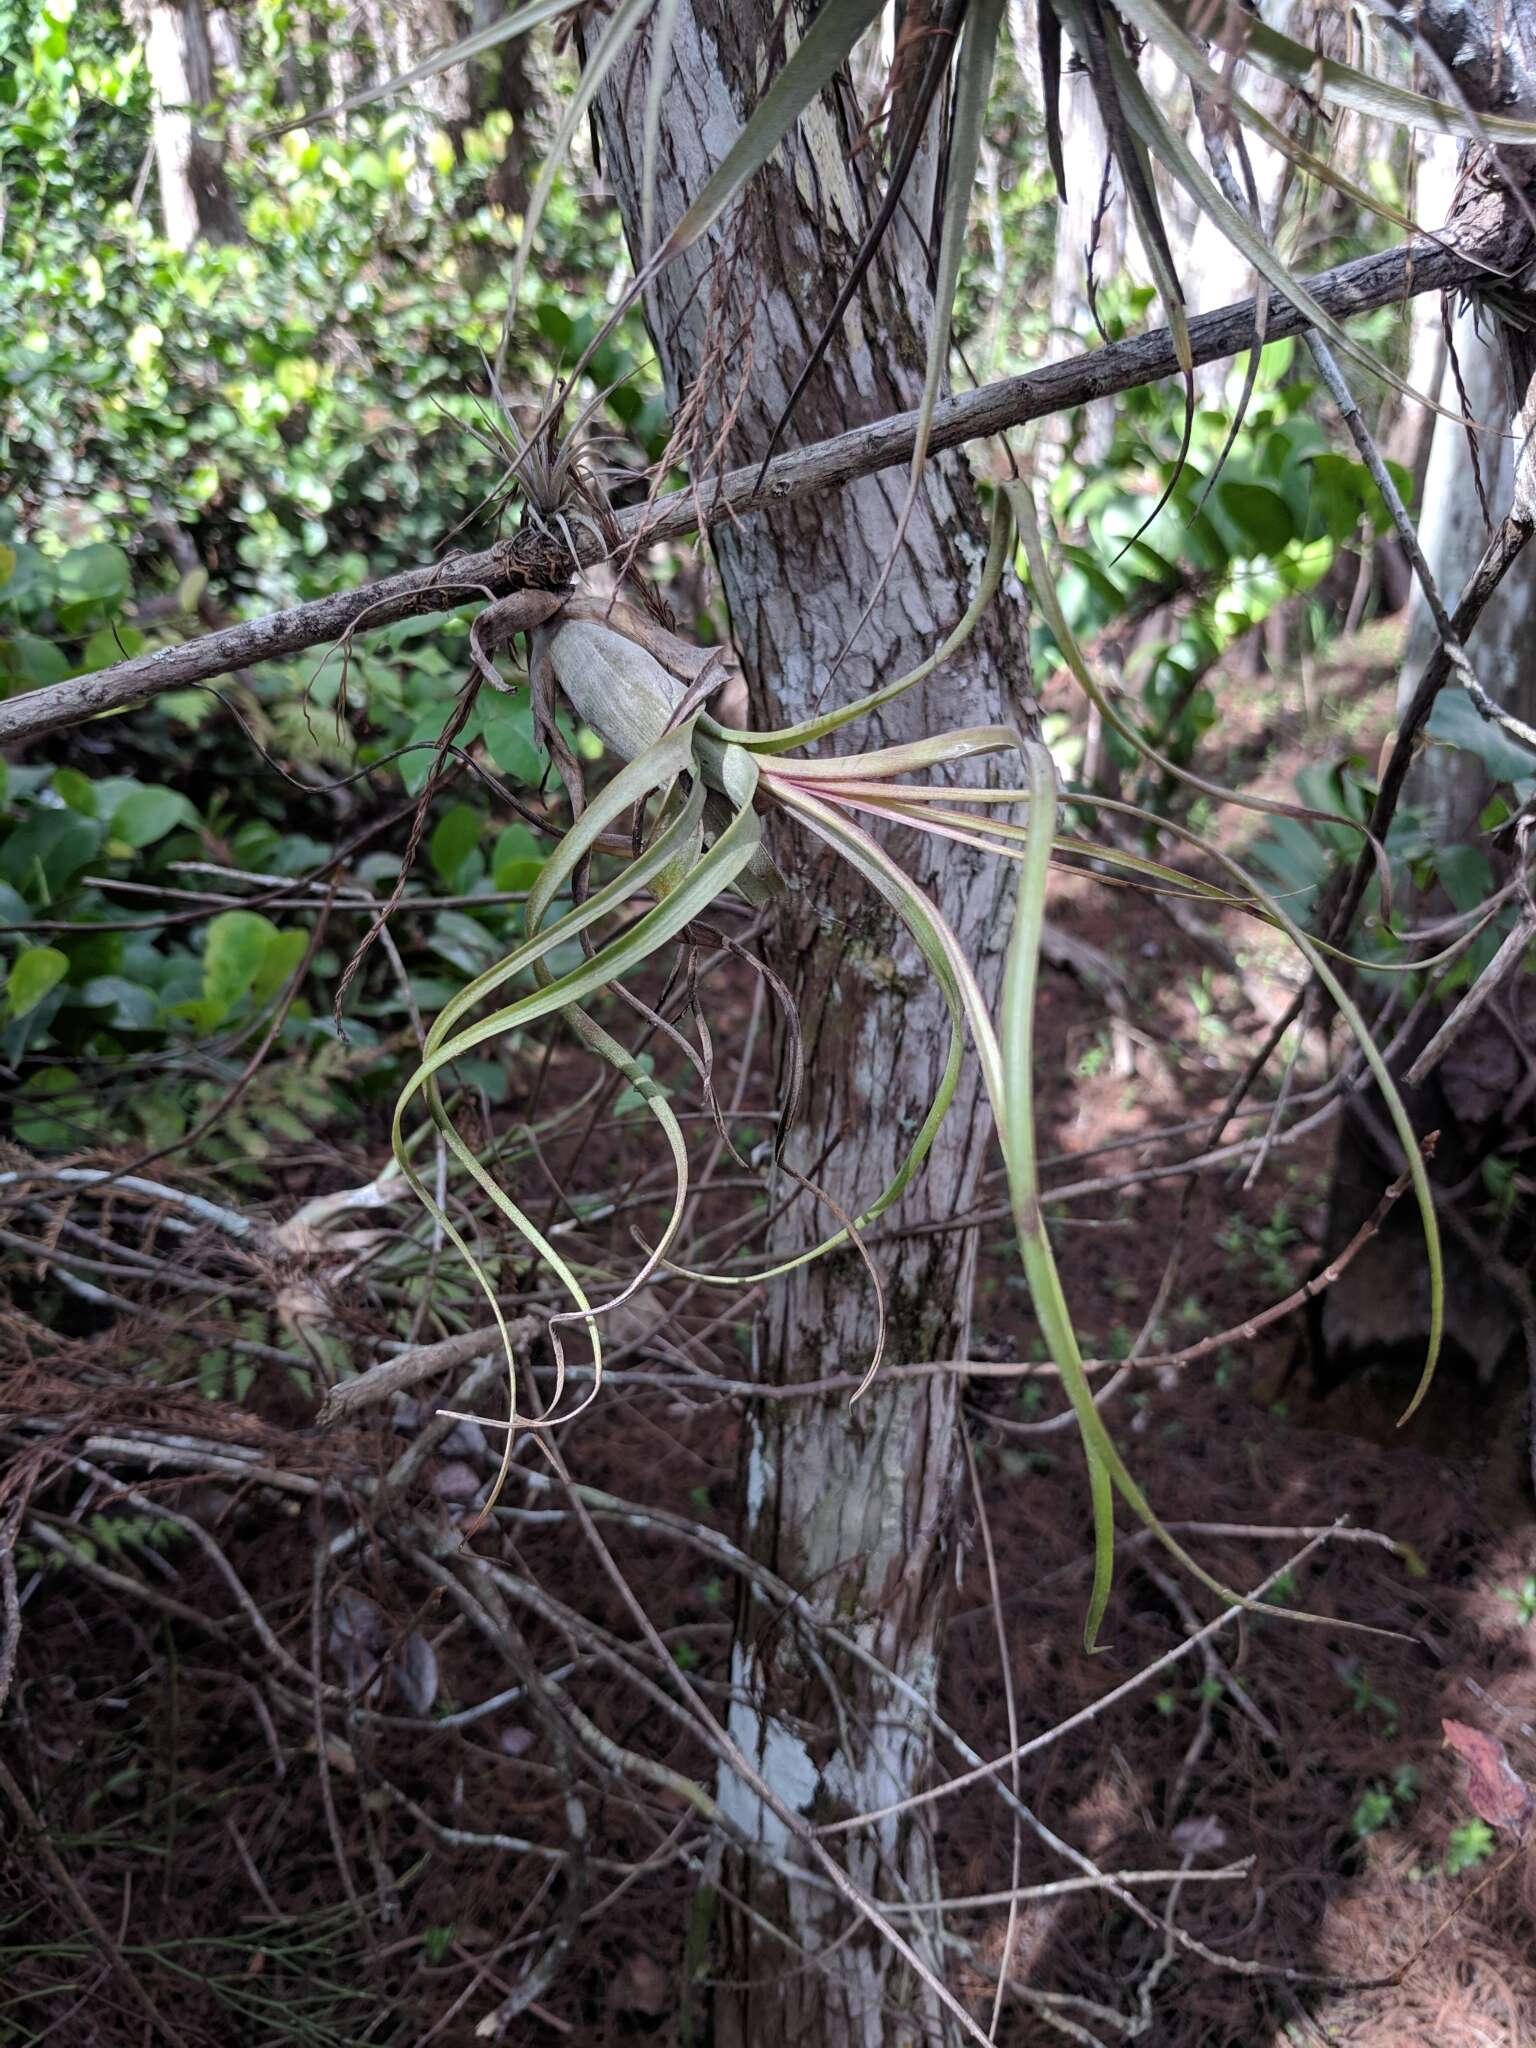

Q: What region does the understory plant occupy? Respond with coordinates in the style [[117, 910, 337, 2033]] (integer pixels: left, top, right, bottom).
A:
[[393, 474, 1445, 1649]]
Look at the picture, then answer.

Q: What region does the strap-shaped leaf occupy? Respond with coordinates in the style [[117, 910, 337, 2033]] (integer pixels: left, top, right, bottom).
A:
[[910, 0, 1009, 478], [754, 0, 972, 484], [853, 787, 1494, 973], [777, 776, 1395, 1643], [1096, 15, 1491, 419], [837, 761, 1444, 1433], [640, 0, 686, 259], [1050, 0, 1196, 543], [1039, 0, 1068, 198], [1158, 0, 1536, 144], [1005, 475, 1394, 897], [392, 737, 764, 1509], [1055, 0, 1194, 379], [1000, 742, 1115, 1645], [263, 0, 572, 134], [1109, 0, 1468, 252], [503, 0, 656, 341]]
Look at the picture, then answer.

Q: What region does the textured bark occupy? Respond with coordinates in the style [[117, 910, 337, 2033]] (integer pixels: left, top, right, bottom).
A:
[[594, 13, 1025, 2042], [1398, 301, 1536, 839], [1395, 0, 1536, 837], [1398, 0, 1536, 120], [132, 0, 242, 249], [1381, 136, 1458, 565], [1392, 6, 1536, 864]]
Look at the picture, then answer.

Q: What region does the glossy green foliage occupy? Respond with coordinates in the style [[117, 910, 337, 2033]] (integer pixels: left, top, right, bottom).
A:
[[0, 0, 661, 598], [1043, 334, 1415, 790], [0, 543, 559, 1159]]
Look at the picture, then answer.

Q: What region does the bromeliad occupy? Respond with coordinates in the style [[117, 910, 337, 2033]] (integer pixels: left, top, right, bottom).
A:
[[392, 485, 1442, 1647]]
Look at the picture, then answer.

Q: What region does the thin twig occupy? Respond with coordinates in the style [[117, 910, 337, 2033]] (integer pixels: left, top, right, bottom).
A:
[[317, 1316, 541, 1424], [1405, 908, 1536, 1083], [0, 1755, 196, 2048]]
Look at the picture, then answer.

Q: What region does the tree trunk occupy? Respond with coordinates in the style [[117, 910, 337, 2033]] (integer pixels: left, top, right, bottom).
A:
[[596, 12, 1033, 2041], [1311, 61, 1536, 1458], [1398, 294, 1536, 840], [133, 0, 242, 249]]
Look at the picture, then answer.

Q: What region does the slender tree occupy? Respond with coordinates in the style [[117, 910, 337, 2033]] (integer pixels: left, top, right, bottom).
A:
[[12, 2, 1536, 2035], [592, 11, 1031, 2037], [129, 0, 241, 247]]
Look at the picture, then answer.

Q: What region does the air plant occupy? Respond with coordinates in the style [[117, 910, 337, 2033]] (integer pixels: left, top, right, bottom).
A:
[[392, 463, 1444, 1649], [452, 359, 625, 561]]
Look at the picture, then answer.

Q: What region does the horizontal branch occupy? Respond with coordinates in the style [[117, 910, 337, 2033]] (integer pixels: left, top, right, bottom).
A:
[[3, 188, 1522, 749]]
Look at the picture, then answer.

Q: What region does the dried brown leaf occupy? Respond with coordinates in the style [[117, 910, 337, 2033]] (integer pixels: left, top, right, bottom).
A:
[[1442, 1718, 1534, 1832]]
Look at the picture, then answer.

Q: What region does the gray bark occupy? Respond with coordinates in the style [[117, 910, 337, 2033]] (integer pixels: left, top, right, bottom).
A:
[[593, 10, 1026, 2041], [1398, 294, 1536, 841], [132, 0, 242, 248], [1313, 5, 1536, 1413], [1393, 0, 1536, 829], [1390, 0, 1536, 121], [1385, 136, 1459, 505]]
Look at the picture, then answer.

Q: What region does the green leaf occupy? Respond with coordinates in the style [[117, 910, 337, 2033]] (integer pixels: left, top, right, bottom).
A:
[[427, 910, 501, 978], [429, 804, 483, 887], [110, 785, 194, 848], [1217, 478, 1295, 556], [0, 810, 102, 902], [13, 1067, 88, 1149], [250, 926, 309, 1003], [202, 910, 279, 1014], [78, 975, 159, 1030], [481, 700, 546, 786], [51, 766, 98, 816], [160, 691, 215, 728], [1304, 453, 1369, 544], [1427, 688, 1536, 786], [400, 708, 451, 797], [492, 823, 546, 892], [57, 542, 132, 607], [2, 633, 70, 689], [83, 624, 145, 670], [0, 545, 40, 604], [1436, 843, 1496, 916], [7, 945, 69, 1018]]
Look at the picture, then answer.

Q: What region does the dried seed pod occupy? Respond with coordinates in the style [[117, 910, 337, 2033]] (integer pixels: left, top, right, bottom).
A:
[[543, 613, 784, 902], [545, 617, 689, 764]]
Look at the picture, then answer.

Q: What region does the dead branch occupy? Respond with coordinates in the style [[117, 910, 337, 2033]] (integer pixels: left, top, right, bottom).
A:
[[0, 193, 1521, 751], [317, 1316, 541, 1424]]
